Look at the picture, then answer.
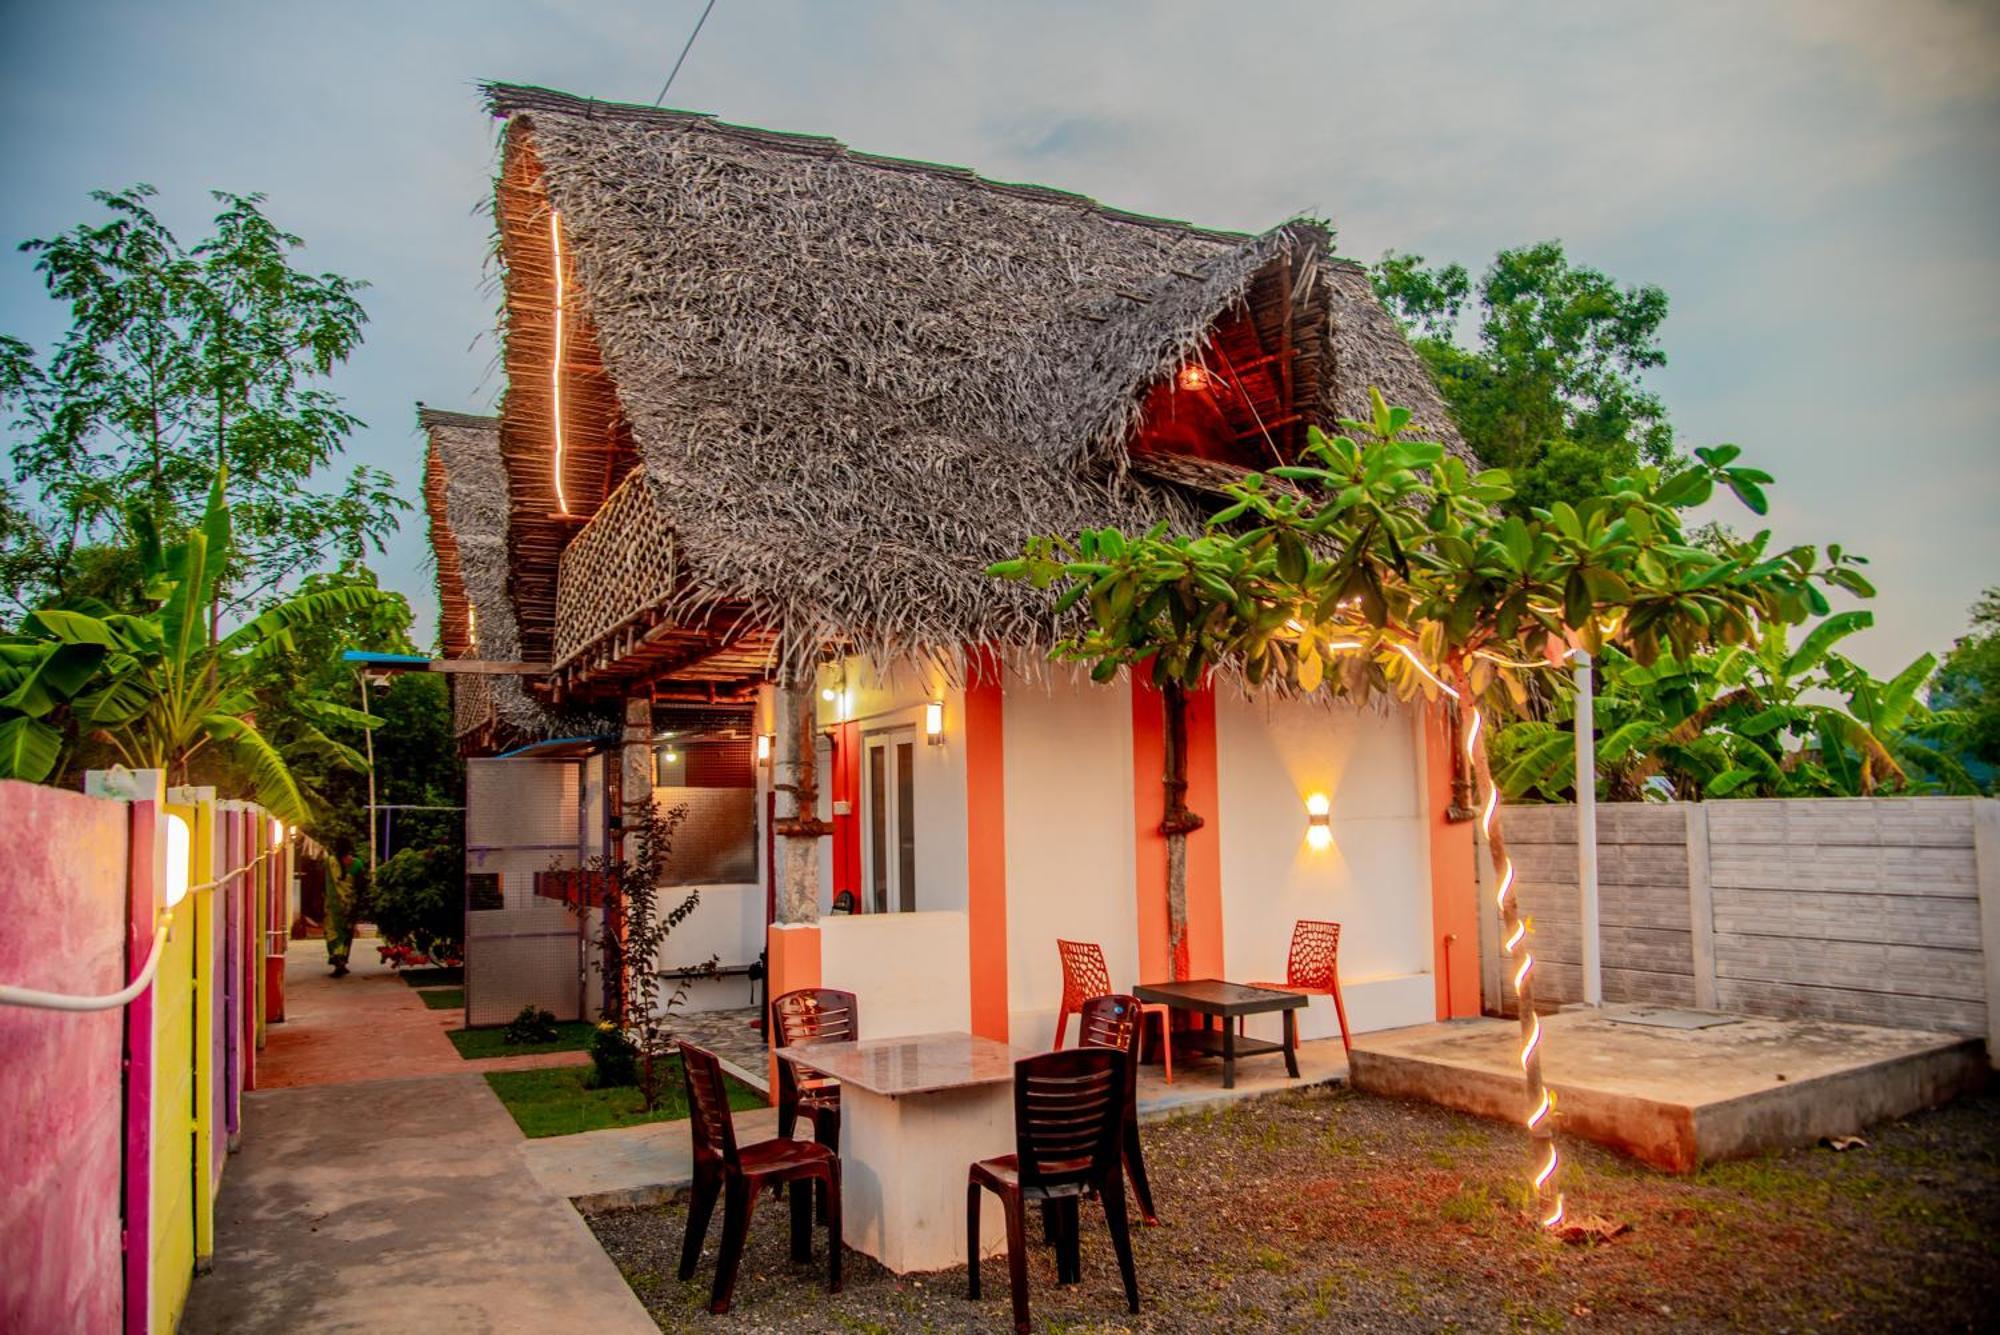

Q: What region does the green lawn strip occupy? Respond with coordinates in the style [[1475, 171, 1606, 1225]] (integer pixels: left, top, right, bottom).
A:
[[484, 1059, 764, 1138], [397, 966, 464, 988], [417, 987, 464, 1010], [448, 1020, 596, 1060]]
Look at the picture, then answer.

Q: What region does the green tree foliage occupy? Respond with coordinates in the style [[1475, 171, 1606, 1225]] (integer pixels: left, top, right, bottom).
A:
[[1495, 611, 1977, 802], [2, 186, 405, 611], [0, 469, 394, 822], [371, 839, 465, 965], [1931, 589, 2000, 788], [1372, 242, 1677, 514]]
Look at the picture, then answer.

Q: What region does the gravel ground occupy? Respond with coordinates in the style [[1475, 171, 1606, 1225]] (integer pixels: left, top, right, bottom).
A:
[[588, 1085, 2000, 1333]]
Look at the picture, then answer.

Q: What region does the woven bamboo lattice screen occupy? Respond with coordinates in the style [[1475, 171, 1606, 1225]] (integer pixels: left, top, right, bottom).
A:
[[453, 674, 496, 739], [552, 469, 677, 669]]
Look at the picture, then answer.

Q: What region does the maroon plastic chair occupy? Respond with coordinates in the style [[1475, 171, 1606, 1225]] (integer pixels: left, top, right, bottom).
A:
[[677, 1042, 842, 1314], [1076, 993, 1159, 1225], [770, 988, 859, 1149], [967, 1047, 1139, 1335]]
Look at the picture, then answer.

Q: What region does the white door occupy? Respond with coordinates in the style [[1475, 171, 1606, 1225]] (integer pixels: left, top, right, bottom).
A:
[[862, 727, 918, 913]]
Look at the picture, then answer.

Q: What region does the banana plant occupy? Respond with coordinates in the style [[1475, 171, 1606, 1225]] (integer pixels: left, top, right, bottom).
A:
[[0, 468, 390, 823], [1494, 611, 1978, 800]]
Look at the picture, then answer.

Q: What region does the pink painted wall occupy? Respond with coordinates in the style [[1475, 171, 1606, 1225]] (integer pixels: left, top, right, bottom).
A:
[[0, 780, 132, 1335]]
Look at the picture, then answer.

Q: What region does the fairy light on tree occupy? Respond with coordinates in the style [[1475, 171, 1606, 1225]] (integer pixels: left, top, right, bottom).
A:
[[993, 388, 1870, 1230]]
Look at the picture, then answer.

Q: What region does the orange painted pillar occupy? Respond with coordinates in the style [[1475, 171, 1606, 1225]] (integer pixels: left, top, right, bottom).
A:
[[1425, 703, 1480, 1018], [1130, 678, 1225, 984], [765, 922, 821, 1099], [964, 677, 1009, 1042]]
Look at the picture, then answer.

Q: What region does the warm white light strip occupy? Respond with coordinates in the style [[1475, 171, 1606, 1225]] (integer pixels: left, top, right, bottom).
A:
[[1388, 636, 1563, 1227], [549, 210, 570, 517]]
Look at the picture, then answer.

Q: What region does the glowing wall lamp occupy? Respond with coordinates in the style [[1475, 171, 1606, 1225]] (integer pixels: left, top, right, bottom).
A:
[[756, 733, 773, 765], [924, 699, 944, 745], [164, 812, 193, 910], [271, 818, 286, 844], [1304, 793, 1333, 851]]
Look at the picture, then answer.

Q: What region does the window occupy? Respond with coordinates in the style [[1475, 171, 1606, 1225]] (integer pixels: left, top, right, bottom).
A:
[[863, 727, 918, 912]]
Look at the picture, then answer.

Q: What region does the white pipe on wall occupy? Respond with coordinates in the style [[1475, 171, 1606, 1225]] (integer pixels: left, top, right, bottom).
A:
[[1573, 649, 1602, 1007]]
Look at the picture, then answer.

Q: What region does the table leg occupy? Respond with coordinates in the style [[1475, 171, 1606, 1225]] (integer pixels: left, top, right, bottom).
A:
[[1282, 1008, 1301, 1079], [1221, 1017, 1236, 1090]]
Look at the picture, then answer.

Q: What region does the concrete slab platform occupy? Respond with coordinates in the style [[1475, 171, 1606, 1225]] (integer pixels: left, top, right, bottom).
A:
[[1348, 1006, 1987, 1172]]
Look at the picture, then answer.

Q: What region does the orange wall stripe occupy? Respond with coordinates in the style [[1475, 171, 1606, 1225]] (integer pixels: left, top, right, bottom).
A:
[[964, 674, 1009, 1042], [1425, 702, 1480, 1018], [1130, 677, 1224, 983], [765, 923, 821, 1098]]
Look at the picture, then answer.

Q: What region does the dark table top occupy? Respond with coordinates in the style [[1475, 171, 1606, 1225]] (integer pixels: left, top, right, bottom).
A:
[[1134, 979, 1306, 1015]]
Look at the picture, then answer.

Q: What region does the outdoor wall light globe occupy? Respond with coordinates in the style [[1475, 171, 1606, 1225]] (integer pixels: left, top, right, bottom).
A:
[[1305, 792, 1333, 851], [271, 818, 285, 844], [756, 733, 773, 764], [924, 699, 944, 744], [164, 812, 193, 910]]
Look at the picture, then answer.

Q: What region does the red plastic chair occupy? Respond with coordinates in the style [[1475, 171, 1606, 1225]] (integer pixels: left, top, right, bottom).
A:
[[1247, 919, 1352, 1054], [677, 1042, 842, 1314], [1054, 939, 1172, 1083]]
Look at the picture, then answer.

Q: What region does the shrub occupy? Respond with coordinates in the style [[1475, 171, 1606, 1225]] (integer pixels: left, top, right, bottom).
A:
[[503, 1005, 559, 1046], [370, 841, 463, 963], [588, 1021, 639, 1088]]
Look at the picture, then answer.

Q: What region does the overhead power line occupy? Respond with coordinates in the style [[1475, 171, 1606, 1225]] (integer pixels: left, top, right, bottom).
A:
[[654, 0, 719, 107]]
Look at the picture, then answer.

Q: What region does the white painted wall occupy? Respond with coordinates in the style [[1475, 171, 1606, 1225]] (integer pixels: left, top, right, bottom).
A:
[[819, 910, 973, 1039], [648, 880, 765, 1014], [1215, 694, 1436, 1043], [812, 657, 970, 917], [1002, 668, 1139, 1050]]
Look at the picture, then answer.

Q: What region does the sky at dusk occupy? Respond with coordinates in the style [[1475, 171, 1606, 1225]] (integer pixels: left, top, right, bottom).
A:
[[1, 0, 1994, 674]]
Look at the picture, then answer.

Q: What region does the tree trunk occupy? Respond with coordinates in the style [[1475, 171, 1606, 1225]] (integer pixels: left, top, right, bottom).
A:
[[1158, 682, 1204, 981], [1454, 667, 1562, 1226], [773, 674, 829, 924]]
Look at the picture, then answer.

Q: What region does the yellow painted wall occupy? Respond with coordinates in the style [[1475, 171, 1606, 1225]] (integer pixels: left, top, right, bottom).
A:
[[151, 799, 197, 1335]]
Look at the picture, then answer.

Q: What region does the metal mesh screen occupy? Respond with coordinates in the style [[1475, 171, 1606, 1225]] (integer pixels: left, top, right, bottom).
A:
[[464, 758, 586, 1025]]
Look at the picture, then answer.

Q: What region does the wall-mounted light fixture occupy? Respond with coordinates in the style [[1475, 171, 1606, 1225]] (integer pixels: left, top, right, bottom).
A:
[[1305, 792, 1332, 851], [756, 733, 773, 764], [925, 699, 944, 745], [164, 812, 192, 910], [270, 818, 285, 844], [1177, 363, 1213, 393]]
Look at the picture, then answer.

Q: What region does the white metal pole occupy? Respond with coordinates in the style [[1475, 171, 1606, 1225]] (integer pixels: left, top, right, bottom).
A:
[[1573, 649, 1602, 1006]]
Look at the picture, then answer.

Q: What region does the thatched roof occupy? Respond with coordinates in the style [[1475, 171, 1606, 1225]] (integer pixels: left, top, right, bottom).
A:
[[481, 83, 1468, 683], [419, 406, 611, 740]]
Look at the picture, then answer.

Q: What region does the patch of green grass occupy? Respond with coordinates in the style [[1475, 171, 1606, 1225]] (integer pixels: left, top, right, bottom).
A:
[[1250, 1241, 1294, 1273], [417, 987, 464, 1010], [449, 1020, 596, 1060], [398, 966, 463, 987], [484, 1059, 763, 1138], [1438, 1182, 1493, 1224]]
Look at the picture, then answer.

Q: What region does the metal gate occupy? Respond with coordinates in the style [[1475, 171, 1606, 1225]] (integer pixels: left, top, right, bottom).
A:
[[464, 757, 587, 1026]]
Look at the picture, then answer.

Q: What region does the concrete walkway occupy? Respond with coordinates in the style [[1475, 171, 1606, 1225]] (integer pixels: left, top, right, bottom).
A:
[[183, 1074, 654, 1334], [184, 941, 652, 1333]]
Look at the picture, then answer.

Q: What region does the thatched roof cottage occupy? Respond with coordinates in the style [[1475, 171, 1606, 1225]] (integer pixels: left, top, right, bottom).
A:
[[423, 84, 1478, 1074]]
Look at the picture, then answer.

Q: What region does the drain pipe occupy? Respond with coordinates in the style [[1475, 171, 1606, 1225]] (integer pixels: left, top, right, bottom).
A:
[[1574, 648, 1602, 1007]]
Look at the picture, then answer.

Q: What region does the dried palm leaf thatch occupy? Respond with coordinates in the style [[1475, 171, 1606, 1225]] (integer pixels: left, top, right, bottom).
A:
[[482, 84, 1466, 682], [420, 407, 614, 741]]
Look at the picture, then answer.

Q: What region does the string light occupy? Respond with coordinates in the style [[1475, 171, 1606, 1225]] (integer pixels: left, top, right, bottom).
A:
[[1385, 638, 1566, 1230], [467, 604, 478, 652], [550, 209, 570, 517]]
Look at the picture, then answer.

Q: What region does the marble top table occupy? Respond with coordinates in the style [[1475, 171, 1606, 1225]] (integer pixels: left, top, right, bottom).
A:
[[777, 1032, 1023, 1273]]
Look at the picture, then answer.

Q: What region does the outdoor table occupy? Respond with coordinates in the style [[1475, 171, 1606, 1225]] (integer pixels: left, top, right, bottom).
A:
[[1132, 979, 1306, 1090], [775, 1030, 1022, 1274]]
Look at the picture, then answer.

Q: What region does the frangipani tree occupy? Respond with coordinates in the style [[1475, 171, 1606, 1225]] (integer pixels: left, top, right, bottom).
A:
[[994, 391, 1865, 1227]]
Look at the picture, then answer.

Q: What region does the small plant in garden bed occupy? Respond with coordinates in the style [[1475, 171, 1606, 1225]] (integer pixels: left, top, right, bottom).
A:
[[448, 1020, 596, 1061], [484, 1059, 763, 1139], [376, 942, 463, 972], [504, 1005, 560, 1045]]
